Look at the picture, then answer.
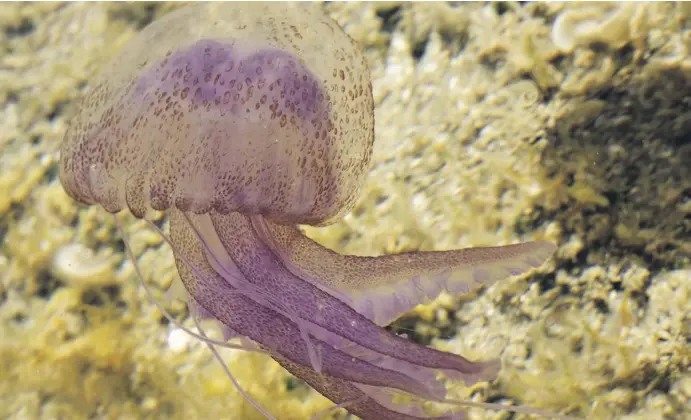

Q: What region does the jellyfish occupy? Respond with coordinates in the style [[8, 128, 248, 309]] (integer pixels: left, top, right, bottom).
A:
[[59, 3, 568, 419]]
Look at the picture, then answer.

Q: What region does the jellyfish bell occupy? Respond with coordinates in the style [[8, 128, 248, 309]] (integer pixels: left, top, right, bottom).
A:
[[59, 2, 373, 226]]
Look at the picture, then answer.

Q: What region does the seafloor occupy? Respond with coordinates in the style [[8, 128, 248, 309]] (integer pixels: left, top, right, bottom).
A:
[[0, 2, 688, 419]]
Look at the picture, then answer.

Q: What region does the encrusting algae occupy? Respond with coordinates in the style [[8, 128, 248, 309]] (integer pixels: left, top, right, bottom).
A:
[[0, 2, 689, 420]]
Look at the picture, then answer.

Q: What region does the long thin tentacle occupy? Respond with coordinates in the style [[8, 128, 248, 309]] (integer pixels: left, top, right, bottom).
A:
[[117, 216, 264, 352], [192, 311, 276, 419], [114, 214, 275, 419]]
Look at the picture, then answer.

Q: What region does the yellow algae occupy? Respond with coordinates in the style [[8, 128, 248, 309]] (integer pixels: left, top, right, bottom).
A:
[[0, 2, 689, 420], [566, 184, 610, 208]]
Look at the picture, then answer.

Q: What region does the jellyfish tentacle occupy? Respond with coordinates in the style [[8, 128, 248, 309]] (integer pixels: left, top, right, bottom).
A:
[[177, 211, 327, 373], [191, 312, 276, 420], [115, 215, 265, 353], [254, 218, 556, 325], [114, 215, 275, 419], [210, 211, 502, 385], [170, 210, 452, 399]]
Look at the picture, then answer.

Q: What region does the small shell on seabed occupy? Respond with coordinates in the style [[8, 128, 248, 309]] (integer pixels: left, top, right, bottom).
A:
[[50, 242, 118, 287]]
